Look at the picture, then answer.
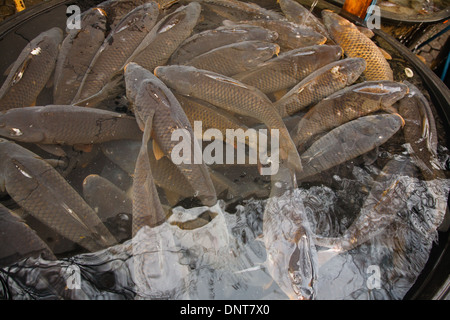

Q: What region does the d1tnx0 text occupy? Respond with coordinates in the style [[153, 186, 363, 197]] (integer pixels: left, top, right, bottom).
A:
[[180, 304, 270, 316]]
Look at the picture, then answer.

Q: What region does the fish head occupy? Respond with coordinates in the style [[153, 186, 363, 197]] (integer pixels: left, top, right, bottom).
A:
[[43, 27, 64, 45], [124, 62, 155, 103], [154, 66, 197, 96], [0, 110, 44, 142], [321, 10, 355, 35], [379, 81, 410, 107], [156, 2, 201, 35], [329, 45, 344, 60], [340, 58, 366, 85], [133, 78, 174, 129]]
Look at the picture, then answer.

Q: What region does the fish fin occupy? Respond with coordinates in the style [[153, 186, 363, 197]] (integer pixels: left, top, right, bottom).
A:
[[271, 89, 288, 102], [9, 54, 32, 87], [152, 139, 165, 160], [381, 105, 398, 114], [357, 25, 375, 39], [164, 189, 181, 207], [263, 279, 274, 290], [393, 113, 406, 127], [37, 144, 67, 157], [379, 47, 392, 60], [74, 144, 94, 152], [255, 234, 264, 243]]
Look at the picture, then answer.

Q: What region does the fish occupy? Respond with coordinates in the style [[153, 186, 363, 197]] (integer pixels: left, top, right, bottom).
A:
[[263, 165, 318, 299], [298, 114, 404, 181], [53, 8, 108, 105], [175, 94, 249, 141], [274, 58, 367, 117], [232, 45, 343, 94], [208, 167, 269, 201], [198, 0, 284, 21], [222, 19, 327, 51], [0, 138, 117, 252], [131, 108, 167, 234], [314, 158, 420, 252], [0, 203, 56, 268], [169, 24, 278, 65], [95, 0, 156, 29], [154, 65, 303, 173], [182, 40, 280, 76], [0, 105, 143, 146], [73, 2, 160, 105], [398, 81, 443, 180], [290, 81, 409, 152], [278, 0, 329, 38], [128, 2, 202, 72], [124, 63, 217, 206], [322, 10, 394, 81], [101, 139, 196, 202], [0, 27, 63, 111], [82, 174, 132, 221]]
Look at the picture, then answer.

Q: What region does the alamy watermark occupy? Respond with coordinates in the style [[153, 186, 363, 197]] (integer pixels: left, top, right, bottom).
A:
[[65, 264, 81, 290], [171, 121, 280, 175], [365, 5, 381, 30], [366, 265, 381, 290], [66, 5, 81, 30]]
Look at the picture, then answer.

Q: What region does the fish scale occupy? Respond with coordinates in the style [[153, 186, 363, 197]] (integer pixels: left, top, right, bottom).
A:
[[233, 45, 343, 94], [398, 82, 442, 180], [183, 40, 280, 76], [101, 139, 196, 200], [322, 10, 394, 81], [0, 139, 117, 252], [291, 81, 409, 152], [274, 58, 367, 117], [198, 0, 284, 21], [95, 0, 154, 30], [73, 2, 160, 104], [278, 0, 329, 38], [169, 24, 278, 65], [222, 19, 327, 51], [298, 114, 404, 180], [53, 8, 108, 105], [176, 94, 249, 140], [0, 105, 143, 146], [0, 203, 56, 268], [0, 28, 63, 111], [128, 2, 202, 72], [132, 110, 167, 234], [125, 63, 217, 206], [154, 65, 303, 173]]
